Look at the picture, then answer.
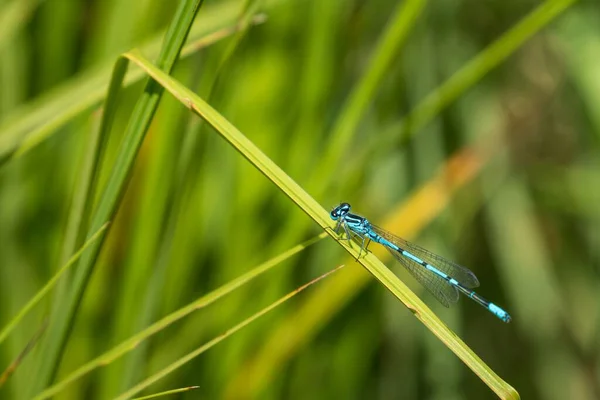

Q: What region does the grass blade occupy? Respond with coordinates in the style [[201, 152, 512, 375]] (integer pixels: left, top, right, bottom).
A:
[[0, 223, 109, 346], [399, 0, 577, 140], [114, 265, 345, 400], [133, 386, 200, 400], [316, 0, 426, 187], [0, 319, 48, 388]]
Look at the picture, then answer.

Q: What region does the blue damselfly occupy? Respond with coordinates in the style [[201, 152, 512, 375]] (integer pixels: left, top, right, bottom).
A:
[[330, 203, 511, 322]]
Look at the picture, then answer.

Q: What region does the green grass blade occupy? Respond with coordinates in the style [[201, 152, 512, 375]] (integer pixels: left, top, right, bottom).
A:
[[0, 222, 109, 346], [316, 0, 426, 188], [32, 233, 325, 400], [399, 0, 577, 140], [114, 265, 345, 400], [54, 111, 106, 290], [124, 51, 519, 399], [30, 0, 204, 392], [0, 319, 48, 388], [133, 386, 200, 400]]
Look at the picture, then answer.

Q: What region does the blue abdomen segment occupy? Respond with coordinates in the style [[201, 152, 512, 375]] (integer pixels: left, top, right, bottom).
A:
[[488, 303, 512, 323]]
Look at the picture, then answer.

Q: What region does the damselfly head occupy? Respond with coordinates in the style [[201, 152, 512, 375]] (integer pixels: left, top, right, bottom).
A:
[[330, 202, 351, 220]]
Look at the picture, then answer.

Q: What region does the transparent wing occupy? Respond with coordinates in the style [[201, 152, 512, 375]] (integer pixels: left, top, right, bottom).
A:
[[371, 225, 480, 289], [384, 246, 459, 307]]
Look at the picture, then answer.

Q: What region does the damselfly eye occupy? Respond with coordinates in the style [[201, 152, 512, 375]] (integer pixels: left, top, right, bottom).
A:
[[330, 203, 351, 220], [330, 210, 339, 220]]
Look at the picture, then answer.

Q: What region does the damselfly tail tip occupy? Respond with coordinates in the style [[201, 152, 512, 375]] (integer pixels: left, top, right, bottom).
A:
[[489, 303, 511, 323]]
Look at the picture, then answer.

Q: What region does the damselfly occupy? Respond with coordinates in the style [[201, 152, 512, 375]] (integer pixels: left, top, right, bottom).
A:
[[330, 203, 511, 323]]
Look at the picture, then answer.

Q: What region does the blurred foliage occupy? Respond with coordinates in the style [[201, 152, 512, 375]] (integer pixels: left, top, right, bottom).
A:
[[0, 0, 599, 399]]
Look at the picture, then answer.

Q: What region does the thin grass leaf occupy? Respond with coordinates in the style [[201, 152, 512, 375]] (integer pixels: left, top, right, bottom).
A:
[[0, 222, 109, 346], [133, 386, 200, 400], [54, 110, 105, 293], [316, 0, 426, 189], [0, 319, 48, 388], [32, 232, 325, 400], [114, 265, 345, 400], [30, 0, 204, 393], [399, 0, 577, 140], [123, 51, 518, 399]]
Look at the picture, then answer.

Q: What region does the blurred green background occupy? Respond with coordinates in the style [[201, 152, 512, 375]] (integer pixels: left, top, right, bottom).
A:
[[0, 0, 599, 399]]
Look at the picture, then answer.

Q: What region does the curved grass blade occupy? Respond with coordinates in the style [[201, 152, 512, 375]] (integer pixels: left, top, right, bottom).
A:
[[133, 386, 200, 400], [114, 266, 344, 400], [315, 0, 426, 184], [0, 222, 109, 346], [123, 52, 518, 399], [398, 0, 577, 140], [0, 319, 48, 388], [32, 233, 325, 400]]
